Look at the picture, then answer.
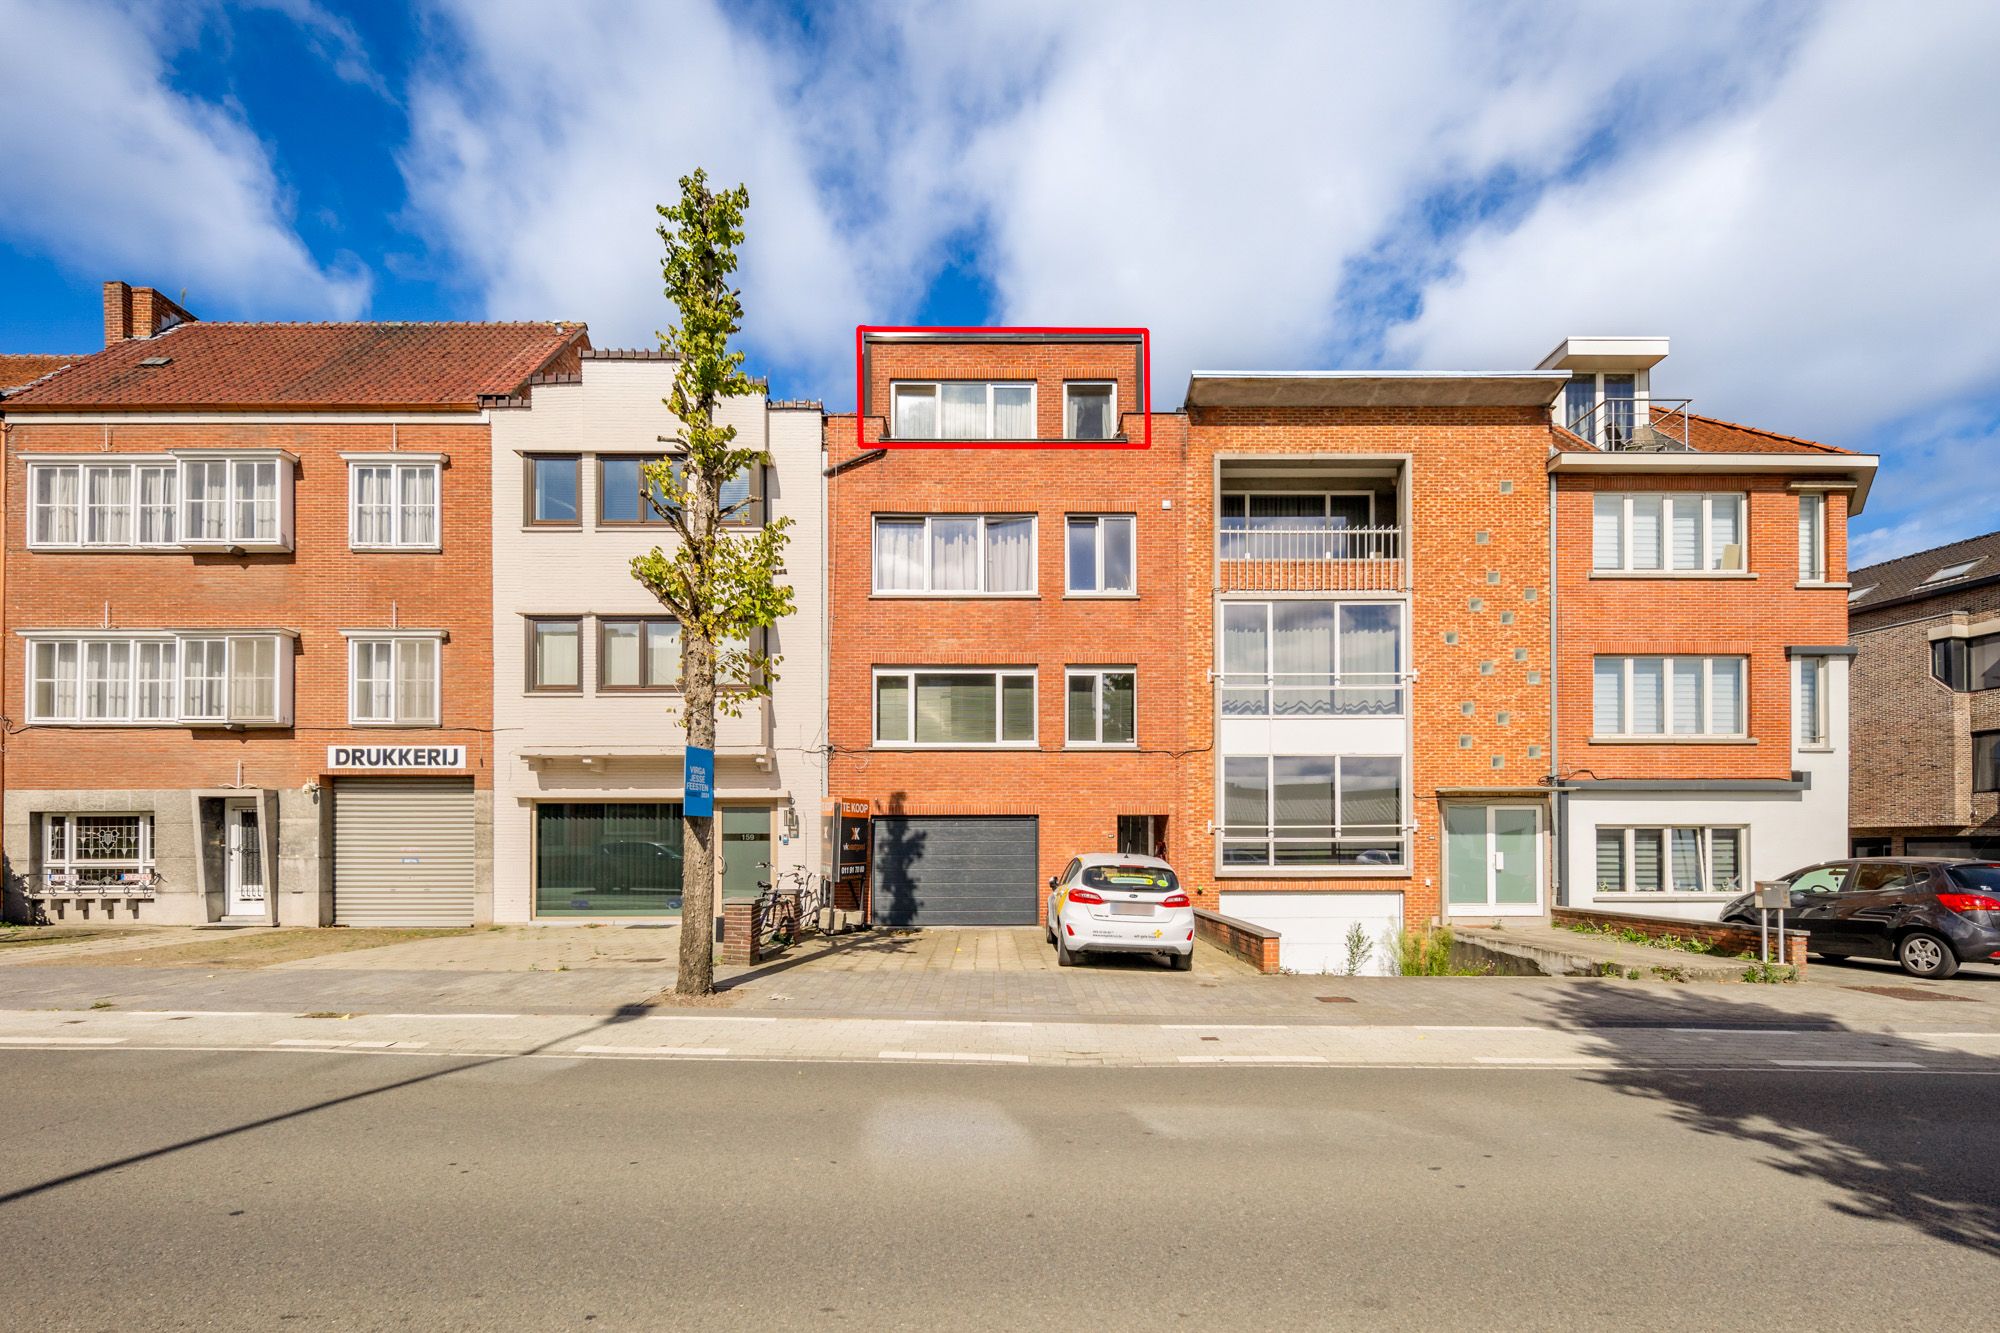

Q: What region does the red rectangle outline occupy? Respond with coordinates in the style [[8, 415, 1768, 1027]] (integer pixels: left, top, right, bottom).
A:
[[854, 325, 1151, 452]]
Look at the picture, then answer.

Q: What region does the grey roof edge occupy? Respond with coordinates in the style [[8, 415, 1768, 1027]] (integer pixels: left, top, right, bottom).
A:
[[1564, 773, 1811, 793]]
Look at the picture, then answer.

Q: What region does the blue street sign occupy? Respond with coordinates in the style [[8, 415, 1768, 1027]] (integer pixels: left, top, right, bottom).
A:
[[684, 746, 715, 818]]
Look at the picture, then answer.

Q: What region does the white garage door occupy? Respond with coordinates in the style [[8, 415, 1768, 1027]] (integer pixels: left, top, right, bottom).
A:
[[1218, 891, 1403, 976], [333, 778, 476, 926]]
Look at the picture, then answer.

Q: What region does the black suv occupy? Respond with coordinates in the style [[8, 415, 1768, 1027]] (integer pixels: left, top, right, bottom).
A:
[[1719, 858, 2000, 978]]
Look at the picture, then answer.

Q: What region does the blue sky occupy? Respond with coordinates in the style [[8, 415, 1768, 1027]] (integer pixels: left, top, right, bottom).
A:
[[4, 0, 1999, 568]]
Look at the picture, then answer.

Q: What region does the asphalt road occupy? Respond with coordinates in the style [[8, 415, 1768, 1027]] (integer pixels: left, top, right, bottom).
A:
[[1, 1051, 1995, 1331]]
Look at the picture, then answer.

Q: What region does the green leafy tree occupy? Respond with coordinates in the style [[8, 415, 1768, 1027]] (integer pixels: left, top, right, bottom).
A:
[[632, 170, 794, 995]]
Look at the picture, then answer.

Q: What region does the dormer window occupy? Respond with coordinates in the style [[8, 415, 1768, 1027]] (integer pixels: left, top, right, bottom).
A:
[[1562, 372, 1639, 446], [891, 381, 1035, 440]]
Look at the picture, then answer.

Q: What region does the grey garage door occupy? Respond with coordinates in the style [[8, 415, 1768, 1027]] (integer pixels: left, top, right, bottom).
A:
[[871, 816, 1038, 926], [333, 778, 477, 927]]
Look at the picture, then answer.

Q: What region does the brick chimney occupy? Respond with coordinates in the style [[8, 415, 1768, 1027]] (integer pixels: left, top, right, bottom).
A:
[[102, 281, 196, 345]]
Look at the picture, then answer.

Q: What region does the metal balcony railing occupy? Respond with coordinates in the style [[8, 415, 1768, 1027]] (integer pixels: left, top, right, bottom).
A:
[[1563, 398, 1693, 451], [1218, 524, 1407, 592]]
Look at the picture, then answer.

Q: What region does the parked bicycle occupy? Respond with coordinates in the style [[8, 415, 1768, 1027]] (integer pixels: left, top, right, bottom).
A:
[[754, 862, 821, 950]]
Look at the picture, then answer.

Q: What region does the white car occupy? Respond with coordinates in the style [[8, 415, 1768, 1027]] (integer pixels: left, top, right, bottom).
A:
[[1046, 853, 1195, 970]]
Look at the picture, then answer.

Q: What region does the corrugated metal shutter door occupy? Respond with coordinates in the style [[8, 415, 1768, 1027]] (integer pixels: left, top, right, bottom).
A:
[[871, 816, 1038, 926], [334, 778, 476, 927]]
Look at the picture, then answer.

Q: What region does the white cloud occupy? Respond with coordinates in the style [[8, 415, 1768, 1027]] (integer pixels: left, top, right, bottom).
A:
[[1387, 0, 2000, 447], [241, 0, 391, 97], [0, 0, 370, 320]]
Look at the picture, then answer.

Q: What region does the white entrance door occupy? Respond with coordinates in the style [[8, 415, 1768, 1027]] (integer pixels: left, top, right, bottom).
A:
[[1444, 804, 1543, 916], [225, 802, 267, 917]]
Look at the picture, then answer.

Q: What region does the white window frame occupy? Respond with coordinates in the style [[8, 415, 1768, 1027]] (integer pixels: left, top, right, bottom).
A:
[[1594, 825, 1746, 896], [1592, 492, 1747, 574], [1064, 666, 1138, 748], [1219, 600, 1407, 718], [23, 453, 294, 552], [1218, 753, 1408, 871], [871, 667, 1038, 749], [889, 381, 1037, 441], [1798, 655, 1830, 749], [343, 631, 443, 727], [870, 514, 1039, 596], [1592, 655, 1748, 740], [1063, 381, 1118, 440], [1065, 514, 1137, 596], [21, 631, 293, 727], [345, 456, 443, 551], [41, 813, 155, 890], [1797, 492, 1827, 583]]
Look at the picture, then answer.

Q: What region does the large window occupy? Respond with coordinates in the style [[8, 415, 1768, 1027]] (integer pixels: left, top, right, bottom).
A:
[[599, 457, 756, 526], [29, 456, 289, 550], [41, 814, 155, 890], [600, 619, 681, 690], [1221, 601, 1403, 716], [26, 633, 288, 726], [1592, 493, 1744, 572], [528, 618, 583, 691], [535, 803, 684, 917], [1798, 655, 1828, 747], [1976, 732, 2000, 795], [1221, 754, 1403, 867], [1595, 826, 1743, 894], [1933, 633, 2000, 692], [1066, 667, 1136, 746], [891, 381, 1035, 440], [873, 668, 1036, 746], [873, 515, 1035, 594], [527, 455, 581, 525], [349, 635, 441, 726], [1592, 655, 1745, 738], [1798, 493, 1826, 582], [1064, 383, 1115, 440], [1065, 515, 1135, 594], [350, 460, 439, 549]]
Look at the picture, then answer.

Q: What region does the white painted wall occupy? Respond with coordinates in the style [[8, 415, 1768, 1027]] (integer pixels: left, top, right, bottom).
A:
[[1218, 890, 1404, 975], [1562, 655, 1850, 921], [488, 359, 826, 921]]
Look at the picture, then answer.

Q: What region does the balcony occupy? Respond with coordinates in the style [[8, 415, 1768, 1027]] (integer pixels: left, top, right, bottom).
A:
[[1562, 398, 1693, 452], [1219, 521, 1407, 592]]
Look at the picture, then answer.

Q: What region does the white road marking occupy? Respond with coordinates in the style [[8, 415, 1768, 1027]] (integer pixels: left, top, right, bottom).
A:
[[1412, 1025, 1544, 1033], [1476, 1057, 1613, 1067], [0, 1036, 126, 1046], [574, 1045, 731, 1057], [1771, 1059, 1925, 1070], [272, 1038, 354, 1049], [902, 1019, 1035, 1027], [1160, 1024, 1294, 1031], [270, 1038, 429, 1050], [1177, 1055, 1329, 1065], [878, 1051, 1032, 1064], [373, 1013, 520, 1021], [637, 1015, 779, 1024]]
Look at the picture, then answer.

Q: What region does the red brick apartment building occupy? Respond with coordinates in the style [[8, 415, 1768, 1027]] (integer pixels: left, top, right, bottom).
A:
[[827, 331, 1877, 970], [0, 282, 584, 927]]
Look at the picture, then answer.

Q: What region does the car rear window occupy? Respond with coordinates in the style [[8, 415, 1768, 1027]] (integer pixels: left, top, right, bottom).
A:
[[1081, 865, 1179, 892], [1945, 864, 2000, 893]]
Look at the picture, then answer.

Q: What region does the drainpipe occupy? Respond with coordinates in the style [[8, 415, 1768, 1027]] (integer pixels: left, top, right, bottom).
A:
[[1547, 467, 1564, 908]]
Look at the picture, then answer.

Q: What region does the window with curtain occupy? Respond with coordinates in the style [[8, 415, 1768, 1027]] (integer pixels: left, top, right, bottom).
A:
[[229, 636, 279, 722], [184, 460, 227, 542], [1799, 656, 1828, 746], [350, 461, 439, 548], [1798, 493, 1826, 581], [137, 465, 176, 544], [872, 515, 1036, 594], [873, 669, 1036, 745], [1591, 493, 1747, 573], [84, 465, 133, 545], [182, 639, 227, 720], [529, 619, 582, 691], [27, 635, 285, 725], [350, 637, 439, 725], [233, 460, 278, 544], [1218, 754, 1404, 867], [891, 382, 1036, 440], [1065, 667, 1136, 746], [1217, 601, 1403, 716], [1065, 383, 1115, 440], [1066, 515, 1135, 594], [599, 618, 682, 690], [31, 459, 284, 549], [1593, 656, 1746, 737], [1595, 826, 1745, 893]]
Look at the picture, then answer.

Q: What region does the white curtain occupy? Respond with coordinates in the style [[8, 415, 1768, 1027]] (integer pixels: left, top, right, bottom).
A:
[[184, 461, 226, 541], [33, 466, 79, 545], [86, 466, 132, 545], [183, 639, 225, 718], [873, 519, 926, 591], [536, 623, 580, 689], [1338, 604, 1401, 715], [83, 641, 131, 719], [400, 466, 436, 545], [354, 641, 392, 720], [1711, 659, 1745, 733], [939, 384, 987, 439], [1670, 658, 1705, 734], [230, 638, 276, 720], [235, 461, 277, 542], [648, 621, 681, 687], [601, 623, 641, 686], [136, 642, 175, 721], [1630, 657, 1665, 734], [1709, 494, 1742, 569], [991, 385, 1033, 438], [929, 516, 979, 590], [138, 466, 176, 544], [1271, 602, 1336, 715], [915, 673, 995, 744], [396, 639, 437, 723], [1221, 604, 1268, 715], [356, 466, 392, 545], [984, 517, 1033, 592]]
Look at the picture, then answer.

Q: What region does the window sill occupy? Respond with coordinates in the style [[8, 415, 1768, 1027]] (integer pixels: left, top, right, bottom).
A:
[[1589, 570, 1755, 580], [870, 593, 1041, 601], [1215, 866, 1409, 879], [348, 720, 443, 729], [26, 544, 196, 555], [351, 545, 443, 555], [1797, 581, 1850, 590], [871, 743, 1040, 752], [1064, 743, 1140, 751], [1064, 591, 1140, 600], [1797, 744, 1836, 754], [1588, 736, 1756, 746], [884, 436, 1129, 446], [1591, 892, 1736, 902]]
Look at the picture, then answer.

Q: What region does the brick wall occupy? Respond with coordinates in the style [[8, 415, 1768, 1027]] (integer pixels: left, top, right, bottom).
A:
[[1182, 405, 1558, 925], [1554, 475, 1849, 780], [5, 419, 496, 794]]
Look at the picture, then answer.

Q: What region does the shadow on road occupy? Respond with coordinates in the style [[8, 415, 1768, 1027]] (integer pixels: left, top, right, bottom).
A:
[[1544, 983, 2000, 1258]]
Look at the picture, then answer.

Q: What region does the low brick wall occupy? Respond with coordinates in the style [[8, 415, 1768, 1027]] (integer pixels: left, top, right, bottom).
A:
[[1195, 908, 1280, 974], [1552, 906, 1807, 973], [721, 900, 762, 967]]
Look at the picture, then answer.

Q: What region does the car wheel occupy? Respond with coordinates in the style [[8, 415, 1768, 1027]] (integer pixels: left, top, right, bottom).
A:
[[1897, 932, 1959, 980], [1056, 932, 1080, 968], [1170, 948, 1194, 972]]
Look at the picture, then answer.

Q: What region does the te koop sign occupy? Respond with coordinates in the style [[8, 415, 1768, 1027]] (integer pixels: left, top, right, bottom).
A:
[[326, 745, 467, 770]]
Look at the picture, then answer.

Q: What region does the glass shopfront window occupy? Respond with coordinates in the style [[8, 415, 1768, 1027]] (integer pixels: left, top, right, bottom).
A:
[[535, 803, 684, 916]]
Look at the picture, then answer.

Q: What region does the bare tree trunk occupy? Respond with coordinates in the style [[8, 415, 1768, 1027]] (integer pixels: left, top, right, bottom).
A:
[[677, 626, 717, 994]]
